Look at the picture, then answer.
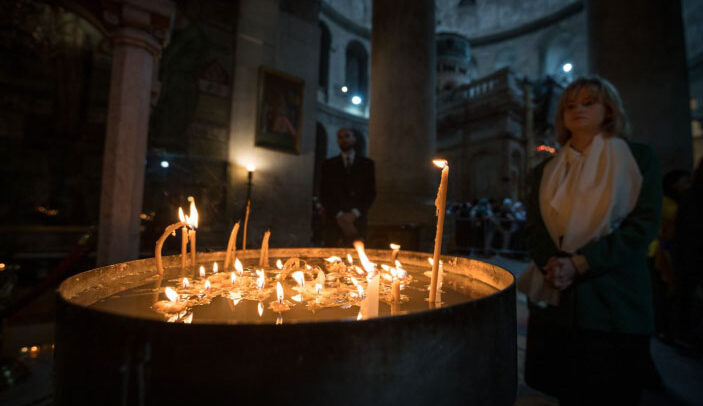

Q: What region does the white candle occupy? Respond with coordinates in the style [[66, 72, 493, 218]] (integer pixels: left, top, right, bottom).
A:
[[429, 160, 448, 304]]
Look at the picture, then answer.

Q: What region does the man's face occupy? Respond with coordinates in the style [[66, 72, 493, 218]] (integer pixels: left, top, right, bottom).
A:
[[337, 130, 356, 152]]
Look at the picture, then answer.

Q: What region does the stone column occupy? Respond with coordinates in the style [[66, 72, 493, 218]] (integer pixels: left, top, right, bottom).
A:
[[586, 0, 692, 171], [97, 1, 173, 266], [369, 0, 437, 225]]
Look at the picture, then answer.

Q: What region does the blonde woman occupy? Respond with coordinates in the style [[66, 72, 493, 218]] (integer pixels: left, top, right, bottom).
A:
[[518, 76, 662, 405]]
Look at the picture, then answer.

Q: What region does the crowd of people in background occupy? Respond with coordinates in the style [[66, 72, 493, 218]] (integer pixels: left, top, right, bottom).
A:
[[451, 197, 527, 258]]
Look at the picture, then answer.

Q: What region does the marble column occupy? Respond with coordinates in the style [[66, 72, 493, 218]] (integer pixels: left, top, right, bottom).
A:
[[587, 0, 693, 171], [97, 3, 173, 266], [369, 0, 437, 225]]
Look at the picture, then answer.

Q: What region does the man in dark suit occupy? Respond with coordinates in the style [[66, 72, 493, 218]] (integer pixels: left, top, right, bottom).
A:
[[320, 128, 376, 246]]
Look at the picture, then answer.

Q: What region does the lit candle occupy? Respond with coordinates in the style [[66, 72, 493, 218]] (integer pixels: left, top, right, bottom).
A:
[[178, 207, 188, 269], [390, 243, 400, 262], [354, 240, 378, 318], [259, 229, 271, 267], [204, 279, 211, 291], [392, 269, 401, 303], [224, 221, 240, 271], [154, 219, 187, 275], [429, 159, 449, 304], [199, 265, 205, 278], [212, 262, 218, 273], [230, 272, 236, 285], [242, 200, 251, 254], [187, 198, 199, 276], [182, 278, 189, 288]]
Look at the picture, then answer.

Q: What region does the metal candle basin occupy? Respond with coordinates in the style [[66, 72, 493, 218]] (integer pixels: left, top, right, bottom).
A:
[[55, 248, 516, 405]]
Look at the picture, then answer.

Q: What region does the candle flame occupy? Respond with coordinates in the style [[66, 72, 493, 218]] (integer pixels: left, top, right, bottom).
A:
[[357, 311, 363, 320], [258, 302, 264, 317], [380, 264, 392, 271], [292, 294, 303, 303], [305, 264, 312, 270], [292, 271, 305, 287], [276, 315, 283, 325], [353, 240, 375, 275], [315, 283, 322, 294], [432, 159, 448, 169], [183, 313, 193, 324], [428, 257, 434, 266], [231, 272, 236, 284], [395, 259, 403, 269], [390, 243, 400, 250], [165, 287, 178, 302], [199, 266, 206, 278], [178, 207, 186, 222], [213, 262, 218, 273], [397, 269, 408, 279], [235, 258, 244, 275], [182, 278, 189, 288], [204, 279, 211, 290], [350, 277, 359, 286], [276, 259, 283, 270], [357, 284, 364, 298], [276, 281, 284, 303], [347, 253, 354, 265], [246, 164, 256, 172], [188, 199, 198, 228], [382, 273, 393, 282]]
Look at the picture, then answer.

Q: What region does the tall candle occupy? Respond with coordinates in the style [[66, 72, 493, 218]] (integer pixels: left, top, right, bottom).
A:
[[224, 221, 240, 270], [242, 200, 251, 254], [187, 199, 199, 277], [390, 243, 400, 262], [154, 221, 187, 275], [259, 229, 271, 267], [429, 160, 449, 304], [178, 207, 188, 269]]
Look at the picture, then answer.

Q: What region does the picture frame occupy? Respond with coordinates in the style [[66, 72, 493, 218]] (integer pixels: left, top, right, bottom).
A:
[[255, 66, 304, 154]]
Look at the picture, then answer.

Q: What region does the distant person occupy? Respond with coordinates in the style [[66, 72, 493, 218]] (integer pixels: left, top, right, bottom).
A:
[[649, 169, 691, 340], [672, 158, 703, 351], [320, 128, 376, 246], [518, 76, 662, 405], [496, 198, 517, 254]]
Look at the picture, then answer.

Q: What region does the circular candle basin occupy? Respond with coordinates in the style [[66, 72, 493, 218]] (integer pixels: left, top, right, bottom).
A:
[[55, 248, 516, 405]]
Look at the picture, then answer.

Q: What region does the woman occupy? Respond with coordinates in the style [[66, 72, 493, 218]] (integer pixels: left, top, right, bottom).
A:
[[517, 76, 662, 405]]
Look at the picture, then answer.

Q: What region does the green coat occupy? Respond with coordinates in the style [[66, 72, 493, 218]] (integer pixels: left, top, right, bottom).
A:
[[526, 141, 662, 334]]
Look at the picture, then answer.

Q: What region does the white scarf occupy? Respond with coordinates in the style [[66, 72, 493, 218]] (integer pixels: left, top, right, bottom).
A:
[[517, 134, 643, 305]]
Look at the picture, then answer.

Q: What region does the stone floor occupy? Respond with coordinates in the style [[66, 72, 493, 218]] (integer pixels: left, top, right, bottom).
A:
[[0, 254, 701, 405]]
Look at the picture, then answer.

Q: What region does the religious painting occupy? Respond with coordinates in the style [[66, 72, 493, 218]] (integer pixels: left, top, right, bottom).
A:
[[255, 66, 304, 154]]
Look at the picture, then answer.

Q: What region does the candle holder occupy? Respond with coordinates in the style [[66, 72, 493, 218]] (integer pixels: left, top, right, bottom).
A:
[[55, 248, 516, 405]]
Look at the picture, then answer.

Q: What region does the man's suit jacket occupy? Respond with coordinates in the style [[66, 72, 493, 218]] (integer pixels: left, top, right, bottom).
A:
[[320, 155, 376, 220]]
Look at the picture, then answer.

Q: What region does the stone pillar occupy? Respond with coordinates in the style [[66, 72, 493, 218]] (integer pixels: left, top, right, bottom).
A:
[[586, 0, 692, 171], [369, 0, 437, 225], [97, 1, 174, 266]]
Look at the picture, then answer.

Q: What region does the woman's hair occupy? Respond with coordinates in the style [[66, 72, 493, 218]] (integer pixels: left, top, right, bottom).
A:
[[554, 75, 631, 145]]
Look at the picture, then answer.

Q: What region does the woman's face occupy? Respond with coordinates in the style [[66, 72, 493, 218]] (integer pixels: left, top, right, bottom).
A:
[[563, 87, 607, 136]]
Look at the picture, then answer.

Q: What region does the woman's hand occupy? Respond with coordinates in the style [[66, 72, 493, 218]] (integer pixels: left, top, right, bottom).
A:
[[543, 256, 577, 290]]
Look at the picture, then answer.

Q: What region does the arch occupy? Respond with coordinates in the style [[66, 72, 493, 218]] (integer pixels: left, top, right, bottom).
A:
[[345, 40, 368, 102], [318, 21, 331, 91]]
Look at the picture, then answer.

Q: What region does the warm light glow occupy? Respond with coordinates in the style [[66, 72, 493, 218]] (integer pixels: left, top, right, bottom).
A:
[[235, 258, 244, 275], [182, 278, 189, 288], [178, 207, 186, 222], [325, 256, 343, 263], [21, 346, 28, 353], [315, 283, 322, 294], [395, 260, 403, 269], [382, 273, 393, 282], [165, 287, 178, 302], [390, 243, 400, 250], [188, 199, 198, 228], [204, 279, 211, 290], [432, 159, 448, 169], [213, 262, 219, 273], [357, 284, 364, 298], [353, 240, 375, 275], [350, 277, 359, 287], [276, 281, 284, 304], [292, 271, 305, 287], [357, 312, 363, 320], [258, 302, 264, 317], [231, 272, 236, 284], [536, 144, 557, 154], [380, 264, 392, 272], [276, 315, 283, 325], [276, 259, 284, 270], [347, 253, 354, 265], [256, 269, 265, 289], [397, 269, 408, 279], [428, 257, 434, 266], [199, 266, 206, 278], [30, 346, 39, 353], [292, 294, 303, 302], [0, 263, 5, 271], [183, 313, 193, 324], [354, 265, 365, 275], [305, 264, 312, 270], [246, 164, 256, 172]]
